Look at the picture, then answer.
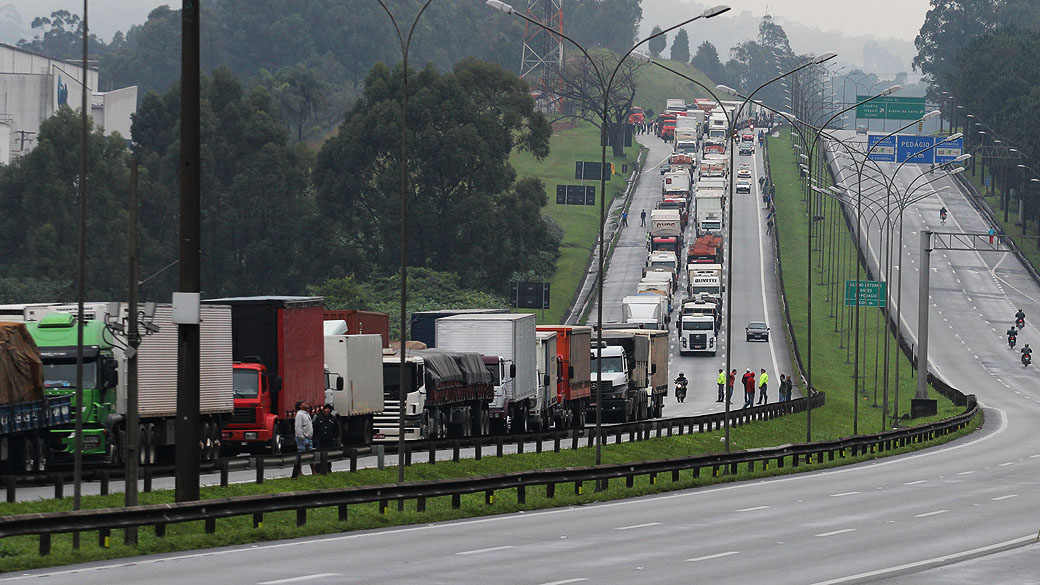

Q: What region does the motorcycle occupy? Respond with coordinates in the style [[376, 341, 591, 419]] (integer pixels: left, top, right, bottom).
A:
[[1009, 334, 1017, 349], [1023, 352, 1032, 367], [940, 211, 947, 225], [675, 381, 688, 403], [1016, 316, 1025, 329]]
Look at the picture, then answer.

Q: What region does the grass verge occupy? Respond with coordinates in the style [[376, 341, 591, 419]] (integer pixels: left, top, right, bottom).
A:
[[510, 122, 640, 324]]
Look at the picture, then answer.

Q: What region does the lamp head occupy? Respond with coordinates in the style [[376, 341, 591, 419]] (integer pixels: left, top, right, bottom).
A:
[[813, 52, 838, 64], [702, 5, 731, 18], [947, 132, 963, 141], [485, 0, 514, 13], [632, 51, 653, 64], [953, 154, 970, 163], [922, 110, 940, 121], [881, 85, 902, 96], [949, 167, 965, 175], [716, 84, 738, 97]]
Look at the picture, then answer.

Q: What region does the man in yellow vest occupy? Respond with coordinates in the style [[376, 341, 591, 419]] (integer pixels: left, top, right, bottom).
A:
[[716, 368, 726, 402], [757, 369, 769, 405]]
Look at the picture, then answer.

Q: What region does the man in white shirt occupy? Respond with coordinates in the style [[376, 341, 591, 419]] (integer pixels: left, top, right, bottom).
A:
[[293, 400, 315, 476]]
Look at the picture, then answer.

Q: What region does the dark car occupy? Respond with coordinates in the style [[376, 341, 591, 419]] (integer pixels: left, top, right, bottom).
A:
[[739, 145, 754, 156], [746, 321, 769, 341], [660, 163, 671, 175]]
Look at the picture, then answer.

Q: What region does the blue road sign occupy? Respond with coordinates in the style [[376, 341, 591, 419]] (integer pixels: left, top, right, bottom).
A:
[[867, 134, 896, 162], [896, 135, 936, 164], [934, 137, 964, 164]]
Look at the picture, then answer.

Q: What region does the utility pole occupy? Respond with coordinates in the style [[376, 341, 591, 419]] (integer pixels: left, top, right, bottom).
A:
[[175, 0, 202, 503], [13, 130, 35, 151], [125, 159, 140, 543]]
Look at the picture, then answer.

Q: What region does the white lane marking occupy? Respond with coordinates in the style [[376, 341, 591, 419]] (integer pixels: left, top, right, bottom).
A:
[[752, 161, 781, 379], [998, 462, 1014, 467], [992, 494, 1018, 501], [686, 551, 741, 562], [903, 480, 927, 485], [3, 409, 1008, 583], [830, 491, 860, 497], [538, 579, 589, 585], [816, 528, 856, 537], [914, 509, 948, 518], [456, 545, 515, 556], [735, 505, 770, 512], [956, 470, 976, 475], [615, 522, 661, 531], [808, 534, 1037, 585], [258, 575, 339, 585]]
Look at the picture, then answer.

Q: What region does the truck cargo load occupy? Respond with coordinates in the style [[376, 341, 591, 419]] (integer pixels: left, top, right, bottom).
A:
[[536, 325, 591, 428], [323, 333, 384, 443], [0, 323, 44, 404], [410, 308, 510, 347], [323, 310, 390, 348]]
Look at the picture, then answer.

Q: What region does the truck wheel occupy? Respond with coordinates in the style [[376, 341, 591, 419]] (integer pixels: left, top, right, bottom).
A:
[[462, 408, 473, 437], [269, 431, 284, 455], [147, 424, 159, 465], [32, 436, 48, 472], [361, 417, 373, 445], [139, 425, 150, 466], [480, 408, 491, 435], [106, 430, 122, 467], [18, 440, 34, 473]]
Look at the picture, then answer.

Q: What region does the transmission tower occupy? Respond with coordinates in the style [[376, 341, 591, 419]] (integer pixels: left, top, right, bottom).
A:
[[519, 0, 563, 114]]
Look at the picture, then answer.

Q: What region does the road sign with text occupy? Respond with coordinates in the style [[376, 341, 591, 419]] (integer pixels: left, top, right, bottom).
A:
[[856, 96, 926, 120], [845, 280, 886, 307], [867, 134, 896, 162]]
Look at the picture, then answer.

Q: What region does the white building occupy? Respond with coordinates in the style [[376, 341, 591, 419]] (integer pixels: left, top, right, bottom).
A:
[[0, 42, 137, 164]]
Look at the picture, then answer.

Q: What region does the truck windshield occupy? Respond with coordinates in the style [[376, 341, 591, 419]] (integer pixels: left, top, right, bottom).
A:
[[591, 356, 625, 373], [233, 369, 260, 398], [683, 321, 714, 331], [41, 358, 97, 389], [692, 286, 720, 295], [383, 363, 420, 400]]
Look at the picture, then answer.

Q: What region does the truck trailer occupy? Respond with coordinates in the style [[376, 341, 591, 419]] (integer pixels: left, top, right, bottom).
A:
[[536, 325, 591, 428]]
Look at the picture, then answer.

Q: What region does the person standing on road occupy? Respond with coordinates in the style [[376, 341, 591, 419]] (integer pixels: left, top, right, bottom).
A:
[[757, 369, 769, 405], [741, 369, 755, 408], [622, 210, 629, 227], [640, 209, 646, 226], [716, 368, 726, 402], [293, 400, 315, 477], [778, 374, 787, 401], [727, 369, 736, 405]]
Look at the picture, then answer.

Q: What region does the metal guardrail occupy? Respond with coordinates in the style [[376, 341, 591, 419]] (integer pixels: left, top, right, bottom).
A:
[[0, 394, 977, 556]]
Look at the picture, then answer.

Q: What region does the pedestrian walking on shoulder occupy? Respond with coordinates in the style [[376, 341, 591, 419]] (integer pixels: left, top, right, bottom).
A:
[[640, 209, 646, 226], [757, 369, 769, 405], [988, 227, 996, 245], [716, 368, 726, 402], [313, 404, 339, 474], [766, 216, 775, 235], [783, 374, 793, 402], [622, 210, 629, 227], [741, 369, 755, 409], [727, 369, 736, 405], [293, 400, 315, 477], [778, 374, 787, 401]]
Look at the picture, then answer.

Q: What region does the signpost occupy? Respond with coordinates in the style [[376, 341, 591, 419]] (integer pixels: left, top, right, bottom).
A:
[[866, 135, 964, 165], [511, 281, 551, 310], [856, 96, 926, 121], [575, 161, 612, 181], [844, 280, 886, 307], [867, 134, 896, 162], [556, 185, 596, 205]]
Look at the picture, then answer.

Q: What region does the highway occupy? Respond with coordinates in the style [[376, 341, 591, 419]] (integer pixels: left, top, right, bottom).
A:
[[588, 130, 794, 418], [12, 130, 1040, 583]]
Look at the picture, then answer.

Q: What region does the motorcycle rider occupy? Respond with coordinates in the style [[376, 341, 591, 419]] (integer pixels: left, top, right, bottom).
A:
[[939, 206, 948, 223], [1007, 325, 1018, 348], [674, 372, 688, 402], [1022, 344, 1032, 365], [1015, 309, 1026, 327]]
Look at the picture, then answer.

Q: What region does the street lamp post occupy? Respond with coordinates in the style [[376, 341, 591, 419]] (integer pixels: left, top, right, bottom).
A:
[[489, 0, 731, 466], [377, 0, 436, 488]]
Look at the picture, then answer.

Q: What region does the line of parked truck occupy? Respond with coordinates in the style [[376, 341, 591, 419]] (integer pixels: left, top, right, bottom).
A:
[[0, 297, 675, 470]]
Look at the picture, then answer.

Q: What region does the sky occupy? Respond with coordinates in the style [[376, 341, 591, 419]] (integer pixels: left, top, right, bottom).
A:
[[3, 0, 934, 43], [752, 0, 932, 42]]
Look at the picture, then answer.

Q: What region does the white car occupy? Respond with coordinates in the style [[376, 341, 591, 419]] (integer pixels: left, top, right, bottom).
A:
[[737, 166, 752, 179]]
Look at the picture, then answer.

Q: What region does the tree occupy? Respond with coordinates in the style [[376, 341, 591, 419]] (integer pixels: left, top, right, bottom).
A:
[[648, 25, 666, 58], [691, 41, 725, 83], [724, 16, 800, 110], [554, 51, 642, 157], [670, 29, 690, 63], [312, 59, 554, 293], [17, 10, 109, 60]]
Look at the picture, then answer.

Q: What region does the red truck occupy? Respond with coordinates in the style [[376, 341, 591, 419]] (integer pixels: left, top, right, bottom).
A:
[[537, 325, 591, 428], [206, 296, 326, 454], [324, 310, 390, 348], [650, 236, 681, 254], [658, 114, 676, 140], [688, 235, 723, 265], [628, 107, 645, 124]]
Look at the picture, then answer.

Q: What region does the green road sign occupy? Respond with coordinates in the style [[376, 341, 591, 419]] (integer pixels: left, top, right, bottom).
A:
[[844, 280, 886, 307], [856, 96, 926, 121]]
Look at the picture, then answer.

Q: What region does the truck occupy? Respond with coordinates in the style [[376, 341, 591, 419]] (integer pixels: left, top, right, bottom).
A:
[[627, 106, 645, 124], [689, 276, 723, 306], [700, 154, 727, 177], [377, 348, 494, 440], [707, 112, 728, 141], [662, 170, 692, 198], [668, 153, 695, 174], [323, 310, 390, 348], [688, 235, 724, 265], [435, 313, 543, 433], [590, 329, 668, 421], [679, 313, 718, 355], [322, 329, 384, 444], [636, 280, 673, 314], [665, 98, 686, 114], [204, 296, 324, 454], [622, 295, 667, 330], [409, 308, 510, 347], [649, 235, 681, 254], [25, 302, 234, 464], [641, 268, 676, 294], [534, 330, 560, 431], [688, 263, 724, 294], [695, 190, 725, 235], [536, 325, 591, 428], [0, 322, 73, 471], [657, 198, 688, 228], [658, 113, 677, 140], [684, 108, 706, 128], [680, 297, 721, 331], [648, 209, 682, 250]]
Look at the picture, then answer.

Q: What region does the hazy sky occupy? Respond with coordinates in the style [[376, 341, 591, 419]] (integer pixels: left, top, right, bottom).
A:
[[5, 0, 933, 43]]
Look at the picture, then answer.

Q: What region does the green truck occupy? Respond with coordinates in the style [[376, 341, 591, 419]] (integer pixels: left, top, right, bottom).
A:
[[23, 302, 234, 465]]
